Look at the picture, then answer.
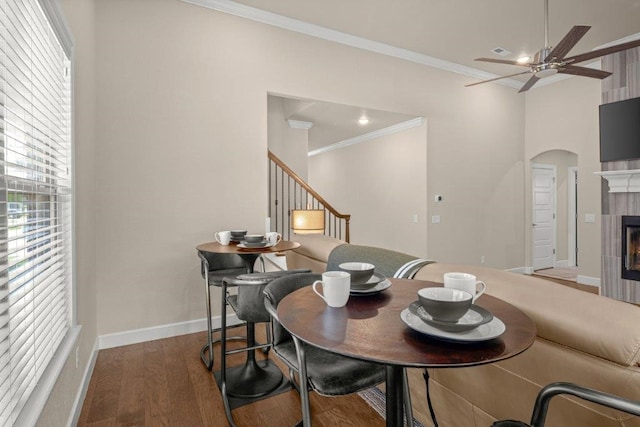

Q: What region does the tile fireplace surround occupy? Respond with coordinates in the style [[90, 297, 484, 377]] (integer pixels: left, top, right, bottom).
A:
[[602, 160, 640, 302], [600, 46, 640, 303]]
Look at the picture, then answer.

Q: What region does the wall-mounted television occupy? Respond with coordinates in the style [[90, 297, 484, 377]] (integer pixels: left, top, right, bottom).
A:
[[599, 96, 640, 162]]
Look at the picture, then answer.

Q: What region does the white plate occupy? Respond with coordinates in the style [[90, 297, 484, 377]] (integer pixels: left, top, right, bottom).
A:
[[350, 272, 386, 290], [350, 279, 392, 295], [400, 307, 505, 342], [237, 241, 275, 249]]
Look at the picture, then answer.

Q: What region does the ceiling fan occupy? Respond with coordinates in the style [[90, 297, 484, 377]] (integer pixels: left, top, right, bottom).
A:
[[466, 0, 640, 92]]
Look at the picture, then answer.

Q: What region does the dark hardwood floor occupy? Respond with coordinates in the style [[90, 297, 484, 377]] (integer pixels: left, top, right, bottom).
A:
[[77, 326, 394, 426]]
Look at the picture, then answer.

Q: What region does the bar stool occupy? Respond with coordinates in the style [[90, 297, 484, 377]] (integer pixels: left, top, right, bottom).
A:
[[218, 269, 310, 426], [197, 250, 247, 370]]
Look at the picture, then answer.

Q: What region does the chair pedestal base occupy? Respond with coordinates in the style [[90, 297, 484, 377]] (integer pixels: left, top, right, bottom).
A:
[[221, 358, 283, 398]]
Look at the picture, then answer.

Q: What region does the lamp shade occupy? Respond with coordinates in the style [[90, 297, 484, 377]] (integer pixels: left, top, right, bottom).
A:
[[292, 209, 325, 234]]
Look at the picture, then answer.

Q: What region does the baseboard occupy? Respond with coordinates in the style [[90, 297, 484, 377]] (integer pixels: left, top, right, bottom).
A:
[[577, 275, 601, 288], [506, 266, 532, 275], [68, 338, 99, 427], [97, 314, 242, 350]]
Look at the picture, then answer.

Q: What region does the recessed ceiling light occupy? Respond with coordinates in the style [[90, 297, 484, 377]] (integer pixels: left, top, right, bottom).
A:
[[516, 56, 530, 64], [358, 117, 370, 125]]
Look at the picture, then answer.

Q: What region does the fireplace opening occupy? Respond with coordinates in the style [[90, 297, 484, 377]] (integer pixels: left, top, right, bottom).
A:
[[622, 216, 640, 281]]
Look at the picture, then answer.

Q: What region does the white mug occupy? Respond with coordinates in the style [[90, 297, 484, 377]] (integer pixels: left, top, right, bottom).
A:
[[443, 272, 486, 302], [312, 271, 351, 307], [266, 231, 282, 245], [215, 230, 231, 246]]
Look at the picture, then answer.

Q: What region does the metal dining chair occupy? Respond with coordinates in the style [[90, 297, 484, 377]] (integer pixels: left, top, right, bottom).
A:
[[263, 272, 387, 426], [492, 382, 640, 427]]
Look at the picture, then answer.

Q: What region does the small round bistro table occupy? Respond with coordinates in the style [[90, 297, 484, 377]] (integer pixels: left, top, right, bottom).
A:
[[196, 240, 300, 274], [195, 240, 301, 399], [277, 278, 537, 427]]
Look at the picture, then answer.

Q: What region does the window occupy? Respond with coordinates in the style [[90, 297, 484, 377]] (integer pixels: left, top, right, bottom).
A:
[[0, 0, 73, 424]]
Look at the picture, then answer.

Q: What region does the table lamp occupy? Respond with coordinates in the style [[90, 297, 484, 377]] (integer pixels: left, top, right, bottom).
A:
[[292, 209, 325, 234]]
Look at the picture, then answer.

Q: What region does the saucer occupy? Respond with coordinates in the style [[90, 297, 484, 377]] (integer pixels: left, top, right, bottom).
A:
[[238, 241, 274, 248], [400, 308, 505, 342], [408, 301, 493, 332], [350, 273, 386, 290], [350, 279, 391, 296]]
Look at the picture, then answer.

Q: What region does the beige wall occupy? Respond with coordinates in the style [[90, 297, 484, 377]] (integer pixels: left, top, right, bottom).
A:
[[524, 77, 602, 279], [267, 95, 309, 180], [86, 0, 528, 338], [309, 123, 429, 257]]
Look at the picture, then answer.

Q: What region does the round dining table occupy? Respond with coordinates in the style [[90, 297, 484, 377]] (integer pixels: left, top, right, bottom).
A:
[[277, 278, 537, 427], [196, 239, 300, 273]]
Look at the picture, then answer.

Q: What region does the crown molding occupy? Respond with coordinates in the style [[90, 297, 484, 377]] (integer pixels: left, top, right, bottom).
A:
[[180, 0, 521, 89], [181, 1, 640, 93], [288, 120, 314, 130], [308, 117, 425, 157]]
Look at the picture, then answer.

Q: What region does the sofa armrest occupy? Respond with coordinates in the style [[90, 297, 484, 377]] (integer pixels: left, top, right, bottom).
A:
[[415, 262, 640, 367], [285, 234, 345, 273]]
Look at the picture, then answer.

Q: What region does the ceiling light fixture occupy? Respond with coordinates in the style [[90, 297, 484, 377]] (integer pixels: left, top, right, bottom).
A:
[[516, 56, 530, 64], [358, 117, 370, 125]]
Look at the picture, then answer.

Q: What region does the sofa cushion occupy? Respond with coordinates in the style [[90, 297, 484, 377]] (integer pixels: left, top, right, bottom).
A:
[[415, 262, 640, 367]]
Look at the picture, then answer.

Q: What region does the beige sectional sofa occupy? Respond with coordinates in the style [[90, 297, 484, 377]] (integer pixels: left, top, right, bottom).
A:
[[285, 234, 640, 427]]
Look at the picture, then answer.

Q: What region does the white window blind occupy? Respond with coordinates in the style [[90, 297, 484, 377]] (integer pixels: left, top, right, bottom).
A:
[[0, 0, 73, 425]]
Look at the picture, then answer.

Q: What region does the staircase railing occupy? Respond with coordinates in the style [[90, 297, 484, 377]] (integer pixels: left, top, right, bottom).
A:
[[268, 151, 350, 243]]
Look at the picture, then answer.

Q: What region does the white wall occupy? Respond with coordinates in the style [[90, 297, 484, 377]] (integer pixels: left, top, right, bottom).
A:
[[525, 77, 602, 279]]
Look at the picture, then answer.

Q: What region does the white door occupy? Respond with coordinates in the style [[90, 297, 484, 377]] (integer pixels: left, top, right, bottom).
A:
[[532, 165, 556, 270]]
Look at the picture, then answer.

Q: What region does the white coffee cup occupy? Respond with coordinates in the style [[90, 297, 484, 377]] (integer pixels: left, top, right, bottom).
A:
[[215, 230, 231, 245], [443, 272, 486, 302], [266, 231, 282, 245], [312, 271, 351, 308]]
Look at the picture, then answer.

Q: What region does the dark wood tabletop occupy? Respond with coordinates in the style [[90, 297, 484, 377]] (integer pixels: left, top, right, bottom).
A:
[[277, 278, 536, 368], [196, 240, 300, 255]]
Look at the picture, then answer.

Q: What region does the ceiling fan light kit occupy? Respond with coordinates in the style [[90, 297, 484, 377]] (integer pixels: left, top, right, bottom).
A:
[[467, 0, 640, 92]]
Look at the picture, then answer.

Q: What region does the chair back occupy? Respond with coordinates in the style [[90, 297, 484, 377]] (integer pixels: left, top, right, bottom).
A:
[[263, 273, 321, 346], [198, 251, 245, 278], [326, 244, 418, 277]]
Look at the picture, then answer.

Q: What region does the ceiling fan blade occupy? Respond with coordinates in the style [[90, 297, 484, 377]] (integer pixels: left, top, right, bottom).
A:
[[474, 57, 531, 67], [465, 71, 532, 87], [544, 25, 591, 61], [564, 38, 640, 64], [518, 75, 540, 93], [559, 65, 612, 79]]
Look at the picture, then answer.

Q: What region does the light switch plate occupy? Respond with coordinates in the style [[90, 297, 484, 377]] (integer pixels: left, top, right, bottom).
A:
[[432, 215, 440, 224], [585, 213, 596, 223]]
